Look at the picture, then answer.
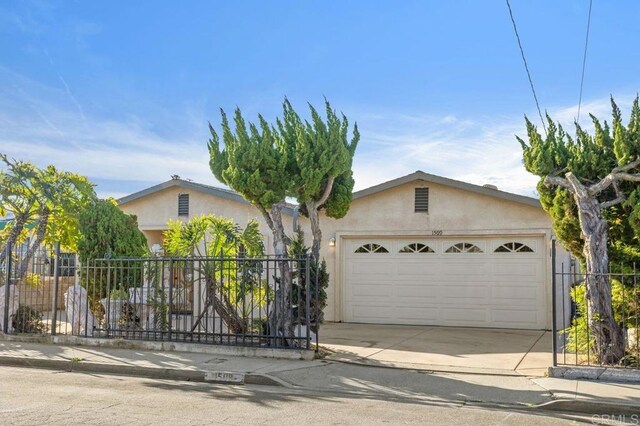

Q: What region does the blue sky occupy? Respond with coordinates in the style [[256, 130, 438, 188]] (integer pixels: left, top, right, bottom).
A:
[[1, 1, 639, 199]]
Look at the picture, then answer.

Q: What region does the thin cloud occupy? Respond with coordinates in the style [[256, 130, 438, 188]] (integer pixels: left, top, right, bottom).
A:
[[350, 95, 636, 197], [1, 66, 637, 199]]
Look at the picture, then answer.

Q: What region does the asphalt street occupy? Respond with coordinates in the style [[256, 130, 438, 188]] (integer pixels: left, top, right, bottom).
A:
[[0, 366, 600, 425]]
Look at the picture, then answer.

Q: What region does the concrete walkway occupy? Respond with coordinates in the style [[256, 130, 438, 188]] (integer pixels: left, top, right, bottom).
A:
[[0, 338, 638, 416], [320, 322, 551, 376]]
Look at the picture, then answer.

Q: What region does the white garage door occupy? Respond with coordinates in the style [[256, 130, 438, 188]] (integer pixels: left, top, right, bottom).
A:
[[343, 236, 547, 329]]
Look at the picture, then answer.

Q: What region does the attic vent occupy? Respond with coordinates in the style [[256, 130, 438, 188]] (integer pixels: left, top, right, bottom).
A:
[[414, 188, 429, 213], [178, 193, 189, 216]]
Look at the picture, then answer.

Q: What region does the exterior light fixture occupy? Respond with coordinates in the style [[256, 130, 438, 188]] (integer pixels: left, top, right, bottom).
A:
[[329, 237, 336, 247]]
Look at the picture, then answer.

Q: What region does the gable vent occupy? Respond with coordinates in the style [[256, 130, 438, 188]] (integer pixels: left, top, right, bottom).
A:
[[178, 193, 189, 216], [414, 188, 429, 213]]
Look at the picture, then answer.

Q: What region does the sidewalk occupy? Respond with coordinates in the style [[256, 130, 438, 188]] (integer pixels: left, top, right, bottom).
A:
[[0, 339, 638, 416]]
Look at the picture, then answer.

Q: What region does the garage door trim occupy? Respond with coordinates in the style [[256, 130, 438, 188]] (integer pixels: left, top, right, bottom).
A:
[[337, 231, 550, 329]]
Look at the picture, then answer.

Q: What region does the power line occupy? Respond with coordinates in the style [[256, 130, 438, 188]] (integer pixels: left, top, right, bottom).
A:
[[577, 0, 593, 124], [505, 0, 547, 136]]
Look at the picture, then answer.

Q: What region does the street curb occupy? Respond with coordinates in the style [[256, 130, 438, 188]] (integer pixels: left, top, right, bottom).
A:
[[0, 334, 315, 361], [548, 366, 640, 383], [0, 355, 283, 387], [536, 399, 640, 416]]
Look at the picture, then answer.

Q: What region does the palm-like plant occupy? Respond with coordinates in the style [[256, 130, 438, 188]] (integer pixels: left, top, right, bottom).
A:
[[163, 215, 265, 333]]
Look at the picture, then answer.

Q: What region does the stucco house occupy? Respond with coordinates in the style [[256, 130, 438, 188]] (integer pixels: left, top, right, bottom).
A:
[[118, 171, 572, 331]]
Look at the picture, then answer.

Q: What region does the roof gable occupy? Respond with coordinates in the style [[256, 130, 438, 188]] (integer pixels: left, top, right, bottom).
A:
[[117, 179, 296, 216], [352, 171, 541, 208]]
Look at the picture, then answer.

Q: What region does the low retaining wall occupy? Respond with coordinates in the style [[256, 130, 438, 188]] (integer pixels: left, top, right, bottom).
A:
[[0, 334, 316, 361]]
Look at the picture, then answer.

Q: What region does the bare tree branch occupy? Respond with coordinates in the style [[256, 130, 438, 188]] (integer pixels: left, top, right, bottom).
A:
[[588, 173, 616, 196], [544, 175, 571, 188], [615, 173, 640, 183], [612, 156, 640, 173], [315, 175, 336, 208], [588, 157, 640, 195], [598, 179, 626, 209], [255, 204, 274, 230], [600, 196, 626, 210]]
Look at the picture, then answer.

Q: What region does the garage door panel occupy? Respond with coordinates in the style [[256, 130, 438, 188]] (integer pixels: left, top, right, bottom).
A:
[[490, 309, 540, 325], [494, 262, 541, 278], [349, 305, 395, 322], [344, 236, 547, 330], [440, 285, 489, 300], [491, 286, 538, 301], [396, 262, 439, 275], [439, 262, 489, 277], [350, 261, 394, 275], [349, 283, 393, 298], [441, 308, 487, 323], [394, 284, 439, 299], [395, 306, 441, 322]]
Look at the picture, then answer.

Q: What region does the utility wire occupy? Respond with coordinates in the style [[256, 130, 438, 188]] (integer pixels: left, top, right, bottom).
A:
[[576, 0, 593, 124], [505, 0, 547, 136]]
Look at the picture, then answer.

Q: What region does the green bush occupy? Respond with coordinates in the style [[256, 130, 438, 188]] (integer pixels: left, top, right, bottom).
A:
[[563, 279, 640, 365], [109, 288, 129, 300], [289, 230, 328, 332], [77, 199, 148, 301]]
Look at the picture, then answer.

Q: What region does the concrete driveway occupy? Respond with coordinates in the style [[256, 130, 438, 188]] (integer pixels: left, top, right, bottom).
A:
[[319, 322, 551, 377]]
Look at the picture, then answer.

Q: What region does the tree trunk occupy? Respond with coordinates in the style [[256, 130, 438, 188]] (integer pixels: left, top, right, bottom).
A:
[[259, 202, 295, 346], [0, 214, 27, 264], [567, 174, 625, 364], [17, 210, 49, 279], [191, 275, 247, 334], [305, 201, 322, 262]]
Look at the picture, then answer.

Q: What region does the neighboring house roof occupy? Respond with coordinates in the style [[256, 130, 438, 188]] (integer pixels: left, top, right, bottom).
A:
[[117, 179, 296, 216], [352, 170, 541, 208]]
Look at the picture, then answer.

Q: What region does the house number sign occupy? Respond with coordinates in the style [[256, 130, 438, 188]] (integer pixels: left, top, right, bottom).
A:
[[205, 371, 245, 384], [431, 230, 443, 236]]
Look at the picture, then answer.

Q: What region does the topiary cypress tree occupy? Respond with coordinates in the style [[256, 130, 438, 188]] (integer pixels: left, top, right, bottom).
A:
[[519, 97, 640, 364]]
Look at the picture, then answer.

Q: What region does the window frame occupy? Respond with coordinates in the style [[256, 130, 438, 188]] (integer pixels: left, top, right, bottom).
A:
[[354, 243, 390, 254]]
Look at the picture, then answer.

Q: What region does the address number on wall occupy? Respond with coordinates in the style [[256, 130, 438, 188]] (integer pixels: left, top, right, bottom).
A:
[[431, 230, 443, 236]]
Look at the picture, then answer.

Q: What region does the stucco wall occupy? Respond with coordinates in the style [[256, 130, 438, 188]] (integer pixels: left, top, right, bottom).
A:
[[300, 180, 569, 327], [118, 185, 295, 252]]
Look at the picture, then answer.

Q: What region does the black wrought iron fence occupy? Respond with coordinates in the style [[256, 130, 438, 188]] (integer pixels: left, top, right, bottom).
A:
[[1, 242, 71, 336], [552, 244, 640, 369], [1, 242, 319, 350]]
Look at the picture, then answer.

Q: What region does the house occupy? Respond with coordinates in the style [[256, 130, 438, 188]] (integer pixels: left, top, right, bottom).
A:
[[118, 171, 572, 331]]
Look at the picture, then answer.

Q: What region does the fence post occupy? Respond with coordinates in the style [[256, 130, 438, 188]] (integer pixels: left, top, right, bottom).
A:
[[551, 238, 558, 367], [305, 254, 311, 350], [314, 256, 320, 352], [51, 243, 61, 336], [3, 242, 12, 334], [168, 258, 173, 341]]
